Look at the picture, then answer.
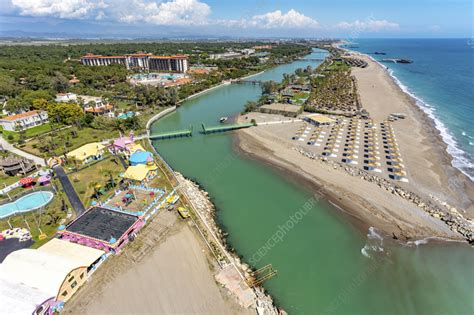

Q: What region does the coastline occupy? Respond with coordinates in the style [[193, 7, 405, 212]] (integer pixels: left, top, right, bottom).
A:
[[362, 53, 473, 182], [234, 49, 474, 243]]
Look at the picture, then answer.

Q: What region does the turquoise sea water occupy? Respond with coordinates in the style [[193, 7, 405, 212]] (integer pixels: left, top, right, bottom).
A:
[[344, 39, 474, 180], [151, 48, 474, 314]]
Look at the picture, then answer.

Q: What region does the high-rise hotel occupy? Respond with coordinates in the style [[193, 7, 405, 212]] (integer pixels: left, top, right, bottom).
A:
[[80, 53, 188, 73]]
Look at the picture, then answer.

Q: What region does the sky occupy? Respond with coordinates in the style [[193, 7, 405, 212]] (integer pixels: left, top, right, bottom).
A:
[[0, 0, 472, 38]]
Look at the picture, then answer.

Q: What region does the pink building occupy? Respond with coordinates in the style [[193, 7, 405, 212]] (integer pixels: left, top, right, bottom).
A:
[[58, 207, 145, 254]]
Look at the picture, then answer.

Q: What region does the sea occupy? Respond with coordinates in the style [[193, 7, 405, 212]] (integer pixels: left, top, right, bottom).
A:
[[343, 38, 474, 180]]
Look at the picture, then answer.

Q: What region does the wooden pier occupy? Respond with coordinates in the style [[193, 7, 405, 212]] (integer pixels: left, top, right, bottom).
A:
[[201, 122, 253, 134]]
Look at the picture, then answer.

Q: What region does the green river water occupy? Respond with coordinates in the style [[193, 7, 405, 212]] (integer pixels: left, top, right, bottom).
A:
[[150, 50, 473, 315]]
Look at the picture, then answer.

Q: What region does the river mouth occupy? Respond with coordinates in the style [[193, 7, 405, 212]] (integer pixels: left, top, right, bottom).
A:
[[150, 48, 474, 315]]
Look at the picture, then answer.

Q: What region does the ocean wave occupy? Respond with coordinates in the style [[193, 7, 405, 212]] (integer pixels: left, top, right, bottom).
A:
[[375, 58, 474, 181], [361, 227, 384, 258], [462, 131, 474, 140]]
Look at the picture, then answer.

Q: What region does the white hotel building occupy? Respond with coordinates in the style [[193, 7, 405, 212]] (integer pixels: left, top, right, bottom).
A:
[[80, 53, 188, 73], [0, 110, 49, 131]]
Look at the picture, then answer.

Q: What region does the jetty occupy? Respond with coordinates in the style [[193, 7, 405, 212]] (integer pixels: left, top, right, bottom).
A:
[[231, 80, 263, 86], [149, 126, 193, 140], [297, 58, 325, 61], [201, 122, 253, 134]]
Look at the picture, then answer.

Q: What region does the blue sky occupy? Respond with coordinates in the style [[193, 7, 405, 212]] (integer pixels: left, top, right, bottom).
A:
[[0, 0, 472, 38]]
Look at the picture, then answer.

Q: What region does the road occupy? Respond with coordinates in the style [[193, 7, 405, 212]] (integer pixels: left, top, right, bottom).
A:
[[0, 136, 46, 166], [53, 166, 85, 215]]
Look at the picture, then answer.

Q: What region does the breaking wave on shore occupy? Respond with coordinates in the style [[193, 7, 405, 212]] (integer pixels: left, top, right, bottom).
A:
[[361, 227, 385, 258], [376, 61, 474, 181]]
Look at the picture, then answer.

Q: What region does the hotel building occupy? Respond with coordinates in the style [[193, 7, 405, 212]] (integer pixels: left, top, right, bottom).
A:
[[81, 53, 188, 73], [0, 110, 49, 131]]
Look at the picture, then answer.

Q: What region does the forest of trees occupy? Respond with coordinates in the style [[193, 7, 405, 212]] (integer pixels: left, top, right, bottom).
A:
[[0, 41, 311, 131]]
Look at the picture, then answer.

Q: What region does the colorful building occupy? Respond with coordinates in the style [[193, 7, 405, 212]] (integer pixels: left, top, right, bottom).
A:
[[58, 207, 145, 254], [129, 151, 154, 166], [122, 164, 158, 185], [66, 143, 105, 164]]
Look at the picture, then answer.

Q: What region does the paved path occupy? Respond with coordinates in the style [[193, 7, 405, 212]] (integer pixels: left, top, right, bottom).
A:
[[0, 136, 46, 166], [53, 166, 85, 216], [256, 119, 302, 126], [117, 155, 128, 169]]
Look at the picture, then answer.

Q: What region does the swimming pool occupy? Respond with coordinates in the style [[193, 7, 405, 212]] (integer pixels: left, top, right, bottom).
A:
[[0, 191, 54, 219]]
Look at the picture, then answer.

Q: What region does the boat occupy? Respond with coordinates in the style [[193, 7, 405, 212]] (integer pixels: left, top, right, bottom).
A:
[[219, 117, 228, 123], [177, 207, 190, 219]]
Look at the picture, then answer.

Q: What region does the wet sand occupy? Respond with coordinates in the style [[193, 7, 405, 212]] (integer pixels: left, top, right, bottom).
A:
[[235, 52, 474, 242]]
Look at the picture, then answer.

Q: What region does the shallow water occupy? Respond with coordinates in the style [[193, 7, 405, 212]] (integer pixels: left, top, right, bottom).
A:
[[151, 48, 474, 314]]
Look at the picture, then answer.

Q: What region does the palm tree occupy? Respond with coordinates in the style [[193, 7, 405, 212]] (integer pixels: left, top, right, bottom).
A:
[[88, 181, 100, 200], [101, 169, 115, 188]]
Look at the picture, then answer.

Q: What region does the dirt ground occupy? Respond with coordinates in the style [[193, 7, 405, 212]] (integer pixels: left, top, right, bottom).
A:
[[64, 210, 254, 315]]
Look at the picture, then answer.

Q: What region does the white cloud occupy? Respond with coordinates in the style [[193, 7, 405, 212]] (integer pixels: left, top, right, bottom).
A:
[[11, 0, 107, 19], [336, 19, 399, 32], [152, 0, 210, 25], [217, 9, 319, 29], [247, 9, 319, 29]]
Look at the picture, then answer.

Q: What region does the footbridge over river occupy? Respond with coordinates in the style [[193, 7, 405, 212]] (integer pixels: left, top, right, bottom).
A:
[[148, 123, 254, 141], [148, 125, 193, 140], [231, 79, 263, 86], [201, 123, 254, 134]]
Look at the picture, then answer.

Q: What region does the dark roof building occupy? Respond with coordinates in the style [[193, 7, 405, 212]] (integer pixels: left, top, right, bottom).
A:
[[58, 207, 145, 254]]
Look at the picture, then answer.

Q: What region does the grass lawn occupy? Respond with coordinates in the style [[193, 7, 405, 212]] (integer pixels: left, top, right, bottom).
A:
[[20, 127, 119, 158], [327, 61, 351, 71], [0, 123, 55, 143], [0, 173, 21, 187], [293, 91, 310, 99], [69, 156, 126, 208]]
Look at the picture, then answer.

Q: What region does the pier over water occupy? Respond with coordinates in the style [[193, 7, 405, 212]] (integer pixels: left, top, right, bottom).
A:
[[148, 126, 193, 140], [201, 123, 253, 134]]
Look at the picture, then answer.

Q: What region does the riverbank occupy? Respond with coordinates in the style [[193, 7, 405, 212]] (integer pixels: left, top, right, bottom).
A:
[[181, 70, 266, 104], [235, 51, 474, 243]]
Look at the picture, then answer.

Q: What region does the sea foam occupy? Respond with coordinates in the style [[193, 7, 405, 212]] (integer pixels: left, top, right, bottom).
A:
[[361, 226, 384, 258]]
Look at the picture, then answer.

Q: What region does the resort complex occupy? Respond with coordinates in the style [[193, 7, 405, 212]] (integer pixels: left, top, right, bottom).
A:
[[0, 32, 473, 315], [80, 53, 189, 73]]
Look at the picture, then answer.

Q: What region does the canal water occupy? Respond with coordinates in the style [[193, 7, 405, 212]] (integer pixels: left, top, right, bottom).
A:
[[150, 49, 473, 315]]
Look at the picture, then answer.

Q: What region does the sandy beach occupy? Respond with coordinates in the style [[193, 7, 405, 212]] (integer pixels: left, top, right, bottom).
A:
[[64, 209, 254, 315], [235, 51, 474, 242]]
